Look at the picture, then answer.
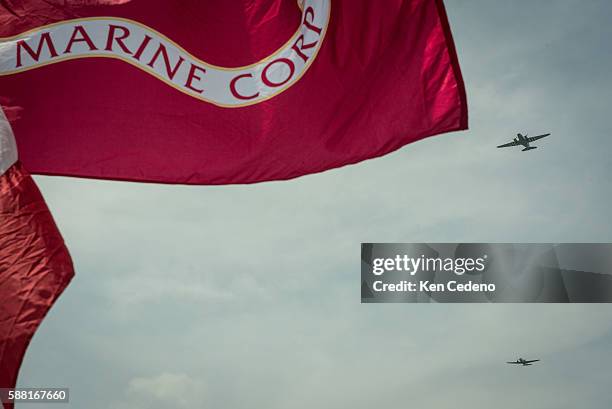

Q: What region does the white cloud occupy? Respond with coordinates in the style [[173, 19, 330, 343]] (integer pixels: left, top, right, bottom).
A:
[[110, 373, 208, 409]]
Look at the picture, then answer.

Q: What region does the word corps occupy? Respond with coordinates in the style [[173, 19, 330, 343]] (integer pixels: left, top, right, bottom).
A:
[[0, 0, 330, 107]]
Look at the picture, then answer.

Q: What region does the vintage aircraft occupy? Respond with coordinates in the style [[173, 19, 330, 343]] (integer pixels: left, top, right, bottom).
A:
[[507, 358, 540, 366], [497, 133, 551, 151]]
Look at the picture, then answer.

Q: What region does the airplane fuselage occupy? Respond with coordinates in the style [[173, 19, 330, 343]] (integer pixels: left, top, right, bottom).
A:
[[512, 357, 537, 366], [515, 134, 537, 151]]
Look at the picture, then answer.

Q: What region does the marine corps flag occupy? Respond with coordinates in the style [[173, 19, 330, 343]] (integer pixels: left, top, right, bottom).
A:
[[0, 0, 466, 184], [0, 0, 467, 401]]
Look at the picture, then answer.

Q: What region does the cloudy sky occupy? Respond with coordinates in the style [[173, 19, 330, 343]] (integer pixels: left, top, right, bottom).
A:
[[15, 1, 612, 408]]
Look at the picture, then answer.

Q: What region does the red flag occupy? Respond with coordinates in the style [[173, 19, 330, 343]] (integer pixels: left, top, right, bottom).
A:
[[0, 109, 74, 407], [0, 0, 466, 398], [0, 0, 467, 184]]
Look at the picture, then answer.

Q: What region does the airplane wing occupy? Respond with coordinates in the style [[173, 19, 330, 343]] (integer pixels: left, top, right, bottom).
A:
[[524, 359, 540, 364], [506, 361, 521, 364], [497, 141, 520, 148], [526, 133, 550, 142]]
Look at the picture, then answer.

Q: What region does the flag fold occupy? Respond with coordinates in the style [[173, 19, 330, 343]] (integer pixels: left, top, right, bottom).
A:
[[0, 107, 74, 408]]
